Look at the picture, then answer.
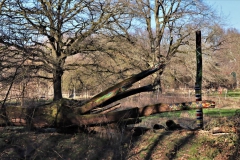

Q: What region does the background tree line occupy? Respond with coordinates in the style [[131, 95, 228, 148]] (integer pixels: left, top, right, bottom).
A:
[[0, 0, 239, 104]]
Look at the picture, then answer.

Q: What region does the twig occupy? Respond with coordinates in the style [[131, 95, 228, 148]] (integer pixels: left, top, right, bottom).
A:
[[53, 149, 64, 159]]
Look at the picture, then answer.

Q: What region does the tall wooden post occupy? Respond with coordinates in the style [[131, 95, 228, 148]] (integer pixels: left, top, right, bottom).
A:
[[195, 30, 203, 129]]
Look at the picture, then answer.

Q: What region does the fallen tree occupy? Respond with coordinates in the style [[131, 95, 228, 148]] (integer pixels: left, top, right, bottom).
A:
[[0, 99, 215, 128], [68, 100, 215, 126], [0, 63, 215, 129]]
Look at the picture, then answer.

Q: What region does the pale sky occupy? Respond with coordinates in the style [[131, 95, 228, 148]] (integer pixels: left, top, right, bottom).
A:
[[205, 0, 240, 31]]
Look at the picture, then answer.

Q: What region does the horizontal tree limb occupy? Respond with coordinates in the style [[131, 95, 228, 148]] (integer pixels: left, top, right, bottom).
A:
[[68, 100, 215, 126], [0, 100, 215, 128], [93, 103, 121, 114]]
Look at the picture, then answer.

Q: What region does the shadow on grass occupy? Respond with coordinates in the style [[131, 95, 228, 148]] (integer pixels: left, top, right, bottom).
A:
[[0, 131, 78, 159], [166, 131, 195, 159], [229, 113, 240, 160], [118, 127, 152, 160], [229, 133, 240, 160], [0, 129, 124, 160], [144, 130, 173, 160]]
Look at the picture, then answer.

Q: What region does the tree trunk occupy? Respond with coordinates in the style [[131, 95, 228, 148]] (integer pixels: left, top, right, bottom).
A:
[[53, 67, 63, 101], [68, 100, 215, 126], [77, 64, 163, 114]]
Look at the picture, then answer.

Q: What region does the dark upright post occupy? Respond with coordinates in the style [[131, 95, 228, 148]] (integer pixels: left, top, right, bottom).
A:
[[195, 30, 203, 129]]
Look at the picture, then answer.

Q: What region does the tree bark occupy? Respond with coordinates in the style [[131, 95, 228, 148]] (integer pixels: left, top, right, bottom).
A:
[[53, 67, 63, 101], [68, 108, 140, 126]]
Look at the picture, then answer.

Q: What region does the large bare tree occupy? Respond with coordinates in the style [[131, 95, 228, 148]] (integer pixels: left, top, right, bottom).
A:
[[0, 0, 133, 101], [129, 0, 220, 91]]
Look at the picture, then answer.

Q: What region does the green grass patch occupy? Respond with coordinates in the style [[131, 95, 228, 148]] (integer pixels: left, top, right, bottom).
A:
[[209, 89, 240, 97], [142, 109, 238, 120], [188, 109, 238, 117], [176, 133, 238, 159], [143, 111, 182, 119], [226, 91, 240, 97], [202, 109, 238, 117]]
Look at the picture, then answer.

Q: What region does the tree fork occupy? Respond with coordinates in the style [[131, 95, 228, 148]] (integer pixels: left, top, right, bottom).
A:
[[76, 64, 163, 114]]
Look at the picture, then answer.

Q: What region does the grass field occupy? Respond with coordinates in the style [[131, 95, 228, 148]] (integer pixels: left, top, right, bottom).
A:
[[226, 90, 240, 97], [143, 108, 239, 120]]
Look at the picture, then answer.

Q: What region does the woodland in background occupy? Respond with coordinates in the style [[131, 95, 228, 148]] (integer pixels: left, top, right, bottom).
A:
[[63, 27, 240, 96]]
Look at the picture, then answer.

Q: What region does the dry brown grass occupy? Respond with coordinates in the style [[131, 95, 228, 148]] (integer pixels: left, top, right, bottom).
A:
[[119, 92, 195, 109], [119, 92, 239, 110]]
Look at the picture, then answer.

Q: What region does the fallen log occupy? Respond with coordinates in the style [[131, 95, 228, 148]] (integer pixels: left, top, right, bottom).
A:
[[91, 103, 121, 114], [68, 107, 139, 126], [97, 103, 121, 114], [0, 100, 215, 128], [68, 100, 215, 126], [76, 64, 163, 114], [138, 100, 215, 116]]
